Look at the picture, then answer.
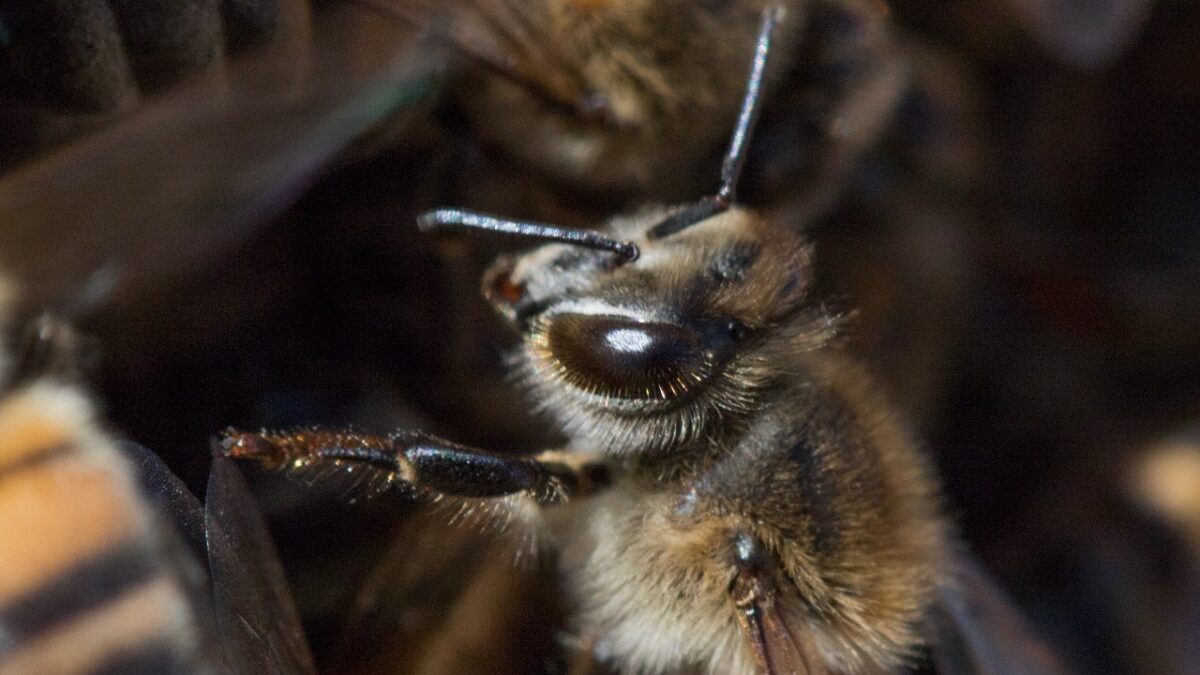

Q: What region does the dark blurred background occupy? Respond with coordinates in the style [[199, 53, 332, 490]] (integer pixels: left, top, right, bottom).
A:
[[1, 0, 1198, 673]]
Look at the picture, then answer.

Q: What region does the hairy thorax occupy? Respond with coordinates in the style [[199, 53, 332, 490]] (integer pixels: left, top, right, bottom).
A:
[[547, 360, 948, 674], [551, 483, 759, 674]]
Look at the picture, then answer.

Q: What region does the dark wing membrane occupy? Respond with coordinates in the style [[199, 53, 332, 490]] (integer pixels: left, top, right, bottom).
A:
[[121, 440, 209, 563], [117, 440, 230, 665], [0, 2, 435, 315], [205, 456, 317, 675], [732, 569, 827, 675], [931, 549, 1071, 675], [1005, 0, 1157, 68]]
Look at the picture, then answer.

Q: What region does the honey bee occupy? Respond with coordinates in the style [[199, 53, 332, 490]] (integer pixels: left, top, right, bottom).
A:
[[220, 9, 1068, 673], [0, 294, 316, 675], [0, 305, 210, 674], [0, 1, 1184, 673]]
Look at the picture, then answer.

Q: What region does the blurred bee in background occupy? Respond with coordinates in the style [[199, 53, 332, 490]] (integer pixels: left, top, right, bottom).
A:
[[0, 289, 212, 674], [0, 288, 318, 674], [0, 0, 1197, 673]]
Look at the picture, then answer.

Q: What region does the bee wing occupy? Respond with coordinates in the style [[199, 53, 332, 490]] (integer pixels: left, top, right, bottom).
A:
[[205, 455, 317, 675], [117, 440, 235, 668], [120, 440, 208, 563], [0, 3, 436, 314], [931, 548, 1071, 675], [1005, 0, 1156, 68]]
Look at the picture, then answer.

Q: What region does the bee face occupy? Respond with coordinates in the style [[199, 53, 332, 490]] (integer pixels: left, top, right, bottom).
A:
[[484, 208, 834, 455]]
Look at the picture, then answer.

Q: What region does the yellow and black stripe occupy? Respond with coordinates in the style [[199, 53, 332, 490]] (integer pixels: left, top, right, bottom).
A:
[[0, 381, 216, 675]]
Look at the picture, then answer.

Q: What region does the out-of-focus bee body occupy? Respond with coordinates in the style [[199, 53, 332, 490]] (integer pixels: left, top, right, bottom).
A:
[[0, 389, 207, 675], [0, 305, 215, 674], [0, 288, 317, 675]]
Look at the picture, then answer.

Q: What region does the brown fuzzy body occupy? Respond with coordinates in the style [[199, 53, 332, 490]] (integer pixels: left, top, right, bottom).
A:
[[549, 355, 947, 674], [225, 204, 955, 672], [416, 0, 915, 203], [485, 207, 950, 673]]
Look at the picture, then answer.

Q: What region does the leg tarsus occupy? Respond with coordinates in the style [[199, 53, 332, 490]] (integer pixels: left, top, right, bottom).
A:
[[218, 427, 609, 504]]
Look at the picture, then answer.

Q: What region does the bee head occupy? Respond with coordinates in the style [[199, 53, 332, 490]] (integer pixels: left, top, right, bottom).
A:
[[483, 204, 834, 455], [416, 6, 814, 455]]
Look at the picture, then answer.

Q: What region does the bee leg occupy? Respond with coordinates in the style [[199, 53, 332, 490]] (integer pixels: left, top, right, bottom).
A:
[[729, 532, 825, 675], [383, 436, 601, 503], [218, 428, 610, 504]]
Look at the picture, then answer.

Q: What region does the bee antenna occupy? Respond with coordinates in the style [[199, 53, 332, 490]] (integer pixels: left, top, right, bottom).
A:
[[648, 5, 784, 241], [417, 209, 640, 263], [717, 4, 784, 206]]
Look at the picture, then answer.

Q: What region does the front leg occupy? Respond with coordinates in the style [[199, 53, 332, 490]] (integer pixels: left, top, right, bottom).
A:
[[730, 533, 827, 675], [217, 428, 610, 507]]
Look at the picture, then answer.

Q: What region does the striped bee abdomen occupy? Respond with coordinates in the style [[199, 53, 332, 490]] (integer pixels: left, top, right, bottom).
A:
[[0, 382, 215, 675]]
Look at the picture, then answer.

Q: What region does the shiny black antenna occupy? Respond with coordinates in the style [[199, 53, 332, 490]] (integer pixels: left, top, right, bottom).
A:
[[718, 4, 783, 205], [648, 4, 784, 240], [418, 5, 783, 255], [417, 209, 640, 263]]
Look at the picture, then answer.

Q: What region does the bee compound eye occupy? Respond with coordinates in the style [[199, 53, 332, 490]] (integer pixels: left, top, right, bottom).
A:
[[542, 314, 712, 401]]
